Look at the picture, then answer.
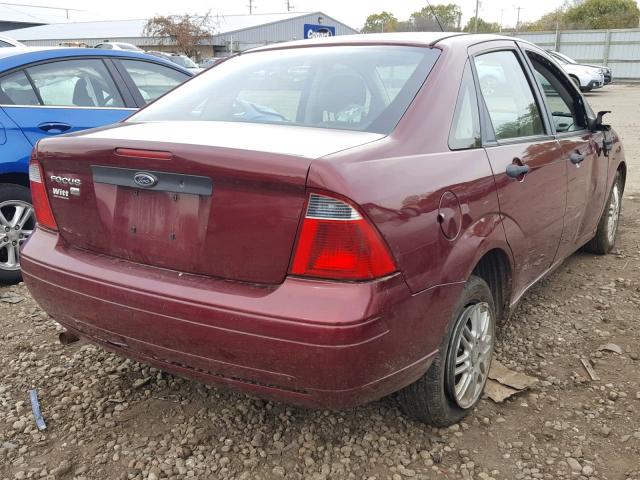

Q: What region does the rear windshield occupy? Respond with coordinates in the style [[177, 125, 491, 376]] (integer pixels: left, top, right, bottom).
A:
[[130, 45, 440, 134]]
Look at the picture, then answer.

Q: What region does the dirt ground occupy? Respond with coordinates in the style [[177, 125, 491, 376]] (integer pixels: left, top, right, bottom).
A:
[[1, 85, 639, 480]]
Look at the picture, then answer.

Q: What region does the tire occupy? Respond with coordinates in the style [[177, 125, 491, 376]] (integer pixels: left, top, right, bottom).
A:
[[584, 171, 623, 254], [0, 183, 34, 284], [570, 76, 581, 90], [397, 276, 496, 426]]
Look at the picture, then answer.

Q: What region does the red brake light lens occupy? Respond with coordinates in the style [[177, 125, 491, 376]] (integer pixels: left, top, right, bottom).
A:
[[290, 193, 396, 281], [28, 158, 58, 231]]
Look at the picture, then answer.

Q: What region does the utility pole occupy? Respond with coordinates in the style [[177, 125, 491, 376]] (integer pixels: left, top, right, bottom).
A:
[[284, 0, 293, 11], [248, 0, 255, 15], [499, 8, 505, 32], [554, 7, 561, 49], [0, 2, 84, 20], [473, 0, 479, 33], [515, 6, 523, 33]]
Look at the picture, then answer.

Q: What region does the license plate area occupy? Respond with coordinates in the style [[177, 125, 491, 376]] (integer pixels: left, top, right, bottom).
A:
[[122, 188, 184, 242], [91, 166, 213, 270]]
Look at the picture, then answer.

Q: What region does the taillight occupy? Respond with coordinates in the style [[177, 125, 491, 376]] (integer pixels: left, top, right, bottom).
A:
[[28, 158, 58, 231], [290, 193, 396, 281]]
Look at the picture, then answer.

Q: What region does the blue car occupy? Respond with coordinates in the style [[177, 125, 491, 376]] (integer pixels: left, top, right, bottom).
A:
[[0, 47, 193, 282]]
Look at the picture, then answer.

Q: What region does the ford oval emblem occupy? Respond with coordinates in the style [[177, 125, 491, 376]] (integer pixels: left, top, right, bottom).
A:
[[133, 172, 158, 188]]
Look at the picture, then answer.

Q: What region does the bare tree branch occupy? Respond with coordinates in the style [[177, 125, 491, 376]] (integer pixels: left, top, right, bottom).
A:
[[144, 11, 213, 58]]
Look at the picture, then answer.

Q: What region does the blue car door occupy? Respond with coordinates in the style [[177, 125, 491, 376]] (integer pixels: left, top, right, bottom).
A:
[[0, 58, 136, 146]]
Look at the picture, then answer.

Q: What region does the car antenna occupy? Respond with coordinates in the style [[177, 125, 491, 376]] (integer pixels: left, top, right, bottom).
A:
[[425, 0, 445, 32]]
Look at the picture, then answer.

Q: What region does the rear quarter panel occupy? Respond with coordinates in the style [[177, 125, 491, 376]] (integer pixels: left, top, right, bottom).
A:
[[309, 141, 509, 294]]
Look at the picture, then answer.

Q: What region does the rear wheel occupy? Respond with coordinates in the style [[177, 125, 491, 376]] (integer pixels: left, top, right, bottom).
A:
[[584, 172, 623, 254], [397, 276, 495, 426], [0, 184, 34, 284]]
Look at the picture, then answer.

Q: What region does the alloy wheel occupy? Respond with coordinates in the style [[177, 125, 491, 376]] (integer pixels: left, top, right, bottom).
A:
[[606, 182, 621, 245], [447, 302, 494, 409], [0, 200, 34, 271]]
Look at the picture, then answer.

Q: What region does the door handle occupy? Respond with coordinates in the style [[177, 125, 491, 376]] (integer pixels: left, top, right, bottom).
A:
[[570, 151, 585, 164], [506, 163, 530, 179], [37, 122, 72, 134]]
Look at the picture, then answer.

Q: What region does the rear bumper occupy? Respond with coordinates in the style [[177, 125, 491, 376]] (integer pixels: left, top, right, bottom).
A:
[[21, 229, 462, 409]]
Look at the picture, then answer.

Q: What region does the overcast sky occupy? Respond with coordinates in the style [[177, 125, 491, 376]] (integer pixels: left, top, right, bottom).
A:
[[34, 0, 567, 30]]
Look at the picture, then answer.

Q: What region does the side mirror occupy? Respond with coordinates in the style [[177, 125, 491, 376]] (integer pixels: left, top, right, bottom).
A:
[[589, 110, 611, 132]]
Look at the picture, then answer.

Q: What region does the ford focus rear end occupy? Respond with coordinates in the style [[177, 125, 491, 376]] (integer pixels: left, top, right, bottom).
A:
[[21, 41, 453, 410], [27, 34, 617, 425]]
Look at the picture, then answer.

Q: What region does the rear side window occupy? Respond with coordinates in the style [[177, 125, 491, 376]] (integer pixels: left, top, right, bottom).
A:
[[0, 70, 39, 105], [449, 61, 481, 150], [474, 51, 544, 141], [119, 60, 188, 104], [130, 46, 440, 134], [26, 59, 125, 108]]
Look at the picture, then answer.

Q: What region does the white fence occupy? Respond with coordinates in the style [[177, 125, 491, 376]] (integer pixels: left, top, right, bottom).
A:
[[514, 28, 640, 81]]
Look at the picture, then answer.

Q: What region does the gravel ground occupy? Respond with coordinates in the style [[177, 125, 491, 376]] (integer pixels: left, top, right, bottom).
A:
[[1, 85, 640, 480]]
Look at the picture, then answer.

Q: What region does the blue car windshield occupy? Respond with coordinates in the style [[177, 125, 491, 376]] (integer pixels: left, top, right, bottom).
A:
[[129, 46, 440, 134]]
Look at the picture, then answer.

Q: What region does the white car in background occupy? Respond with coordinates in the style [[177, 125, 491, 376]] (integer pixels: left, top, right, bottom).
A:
[[548, 50, 612, 85], [94, 42, 142, 51], [0, 34, 24, 47], [145, 51, 203, 74], [547, 51, 605, 92]]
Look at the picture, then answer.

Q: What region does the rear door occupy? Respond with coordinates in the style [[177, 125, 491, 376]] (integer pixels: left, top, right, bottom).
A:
[[471, 42, 567, 295], [521, 45, 609, 256], [0, 57, 136, 146]]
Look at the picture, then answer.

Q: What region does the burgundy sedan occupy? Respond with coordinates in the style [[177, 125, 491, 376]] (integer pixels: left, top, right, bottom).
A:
[[22, 33, 625, 426]]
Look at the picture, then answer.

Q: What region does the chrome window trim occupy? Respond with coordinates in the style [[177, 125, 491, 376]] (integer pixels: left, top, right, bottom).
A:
[[0, 104, 137, 111], [486, 133, 556, 147], [555, 128, 590, 138]]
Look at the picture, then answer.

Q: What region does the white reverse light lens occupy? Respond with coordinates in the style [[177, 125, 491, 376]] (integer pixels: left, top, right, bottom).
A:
[[29, 162, 42, 183], [306, 193, 362, 220]]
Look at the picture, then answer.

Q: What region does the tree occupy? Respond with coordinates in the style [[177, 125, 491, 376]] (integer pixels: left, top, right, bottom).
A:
[[520, 9, 565, 32], [144, 12, 213, 58], [463, 17, 501, 33], [361, 12, 398, 33], [406, 4, 462, 31], [563, 0, 640, 29]]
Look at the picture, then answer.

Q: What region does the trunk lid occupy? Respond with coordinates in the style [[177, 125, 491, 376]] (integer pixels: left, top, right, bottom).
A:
[[37, 121, 383, 284]]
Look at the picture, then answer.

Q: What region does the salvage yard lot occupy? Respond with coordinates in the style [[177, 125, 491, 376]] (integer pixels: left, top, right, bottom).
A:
[[1, 84, 640, 480]]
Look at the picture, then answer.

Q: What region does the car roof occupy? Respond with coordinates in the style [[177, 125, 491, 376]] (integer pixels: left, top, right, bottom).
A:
[[0, 47, 193, 75], [249, 32, 513, 52]]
